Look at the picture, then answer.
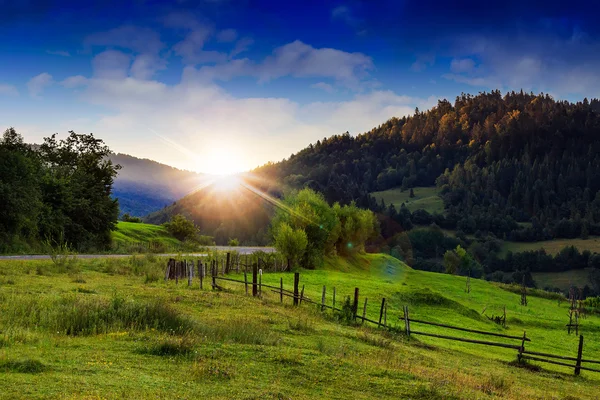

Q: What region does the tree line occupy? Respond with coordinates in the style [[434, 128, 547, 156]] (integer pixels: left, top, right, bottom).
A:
[[0, 128, 120, 252], [254, 91, 600, 243]]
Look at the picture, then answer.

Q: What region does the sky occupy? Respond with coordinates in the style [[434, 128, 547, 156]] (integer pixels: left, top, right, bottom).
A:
[[1, 0, 600, 174]]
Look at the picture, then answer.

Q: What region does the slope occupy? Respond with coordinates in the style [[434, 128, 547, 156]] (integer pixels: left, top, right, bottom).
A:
[[110, 153, 206, 217], [1, 254, 598, 399]]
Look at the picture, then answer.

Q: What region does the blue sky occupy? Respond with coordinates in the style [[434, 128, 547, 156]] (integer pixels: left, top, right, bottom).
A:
[[1, 0, 599, 174]]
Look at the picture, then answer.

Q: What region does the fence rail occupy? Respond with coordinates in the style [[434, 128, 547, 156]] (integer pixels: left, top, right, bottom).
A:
[[163, 256, 600, 377]]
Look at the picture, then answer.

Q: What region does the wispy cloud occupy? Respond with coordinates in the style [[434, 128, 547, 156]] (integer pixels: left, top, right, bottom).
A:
[[0, 83, 18, 96], [310, 82, 335, 93], [27, 73, 53, 98]]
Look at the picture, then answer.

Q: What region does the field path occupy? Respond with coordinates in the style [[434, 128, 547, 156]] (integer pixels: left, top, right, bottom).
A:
[[0, 246, 275, 261]]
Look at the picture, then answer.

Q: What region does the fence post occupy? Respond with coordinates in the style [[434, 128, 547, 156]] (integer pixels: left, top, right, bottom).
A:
[[404, 306, 411, 336], [211, 264, 216, 290], [353, 288, 359, 321], [518, 330, 526, 362], [333, 287, 336, 310], [259, 269, 262, 298], [362, 298, 368, 325], [199, 261, 203, 290], [280, 277, 283, 303], [226, 252, 231, 274], [321, 286, 326, 311], [293, 273, 299, 306], [175, 261, 179, 285], [384, 301, 388, 327], [165, 259, 171, 282], [379, 298, 386, 327], [252, 263, 258, 297], [575, 335, 584, 376], [244, 271, 248, 295], [300, 285, 305, 305]]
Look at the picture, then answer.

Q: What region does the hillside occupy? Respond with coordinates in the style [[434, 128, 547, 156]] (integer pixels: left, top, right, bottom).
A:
[[143, 92, 600, 294], [110, 153, 206, 217], [144, 175, 276, 245], [110, 221, 183, 253], [1, 254, 599, 398]]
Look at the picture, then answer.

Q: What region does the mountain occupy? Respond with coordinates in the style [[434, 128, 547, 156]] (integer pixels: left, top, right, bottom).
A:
[[144, 174, 276, 245], [254, 91, 600, 241], [110, 153, 205, 217]]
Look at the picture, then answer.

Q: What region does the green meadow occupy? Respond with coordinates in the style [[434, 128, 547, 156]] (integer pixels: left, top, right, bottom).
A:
[[110, 221, 183, 253], [0, 253, 599, 399], [370, 186, 445, 214]]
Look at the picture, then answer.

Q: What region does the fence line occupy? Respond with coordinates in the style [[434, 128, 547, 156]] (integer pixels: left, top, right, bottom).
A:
[[163, 256, 600, 377]]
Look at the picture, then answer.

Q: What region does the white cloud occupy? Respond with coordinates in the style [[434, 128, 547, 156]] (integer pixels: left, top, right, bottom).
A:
[[310, 82, 335, 93], [61, 75, 88, 88], [260, 40, 373, 86], [27, 73, 53, 98], [92, 50, 131, 79], [230, 37, 253, 58], [411, 54, 435, 72], [66, 70, 433, 172], [217, 29, 237, 43], [450, 58, 475, 73], [0, 83, 18, 96], [46, 50, 70, 57], [444, 28, 600, 97], [85, 25, 164, 54], [190, 40, 373, 89]]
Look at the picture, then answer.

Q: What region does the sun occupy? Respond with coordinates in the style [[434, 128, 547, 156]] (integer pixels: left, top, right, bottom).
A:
[[212, 174, 242, 191], [199, 146, 247, 176]]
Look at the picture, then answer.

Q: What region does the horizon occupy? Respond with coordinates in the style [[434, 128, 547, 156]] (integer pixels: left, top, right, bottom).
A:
[[2, 0, 600, 174]]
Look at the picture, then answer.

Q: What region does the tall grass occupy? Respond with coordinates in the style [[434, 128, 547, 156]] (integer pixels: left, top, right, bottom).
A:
[[0, 293, 194, 336]]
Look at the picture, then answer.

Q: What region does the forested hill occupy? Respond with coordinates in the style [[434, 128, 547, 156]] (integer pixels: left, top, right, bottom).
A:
[[255, 91, 600, 241], [110, 153, 205, 217]]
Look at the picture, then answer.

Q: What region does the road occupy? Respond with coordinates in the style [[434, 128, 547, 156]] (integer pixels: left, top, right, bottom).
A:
[[0, 246, 275, 261]]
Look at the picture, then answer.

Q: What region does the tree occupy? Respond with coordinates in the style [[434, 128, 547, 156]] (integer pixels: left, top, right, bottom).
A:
[[121, 213, 141, 223], [38, 131, 120, 250], [164, 214, 197, 241], [443, 250, 461, 274], [228, 238, 239, 246], [273, 223, 308, 269], [0, 128, 42, 250]]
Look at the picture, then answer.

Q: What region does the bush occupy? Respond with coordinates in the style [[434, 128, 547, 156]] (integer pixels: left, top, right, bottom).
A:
[[228, 238, 240, 246]]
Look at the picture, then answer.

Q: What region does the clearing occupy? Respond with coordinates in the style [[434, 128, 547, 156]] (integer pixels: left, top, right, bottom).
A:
[[370, 186, 444, 214]]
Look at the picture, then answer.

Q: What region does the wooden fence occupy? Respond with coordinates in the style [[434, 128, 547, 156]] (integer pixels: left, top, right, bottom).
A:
[[163, 258, 600, 377]]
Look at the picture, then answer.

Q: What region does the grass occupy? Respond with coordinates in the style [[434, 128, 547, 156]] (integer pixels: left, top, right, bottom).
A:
[[0, 254, 599, 399], [370, 186, 444, 214], [500, 237, 600, 257], [110, 221, 184, 253], [533, 268, 593, 292]]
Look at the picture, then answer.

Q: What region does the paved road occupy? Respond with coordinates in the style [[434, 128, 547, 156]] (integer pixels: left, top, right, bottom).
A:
[[0, 246, 275, 261]]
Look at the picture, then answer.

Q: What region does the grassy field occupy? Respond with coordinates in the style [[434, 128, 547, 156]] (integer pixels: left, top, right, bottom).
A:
[[500, 237, 600, 257], [533, 269, 593, 291], [1, 254, 599, 399], [110, 221, 183, 252], [370, 186, 444, 214]]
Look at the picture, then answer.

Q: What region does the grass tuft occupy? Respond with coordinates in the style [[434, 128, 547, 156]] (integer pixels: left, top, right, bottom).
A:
[[139, 336, 196, 357], [0, 359, 46, 373]]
